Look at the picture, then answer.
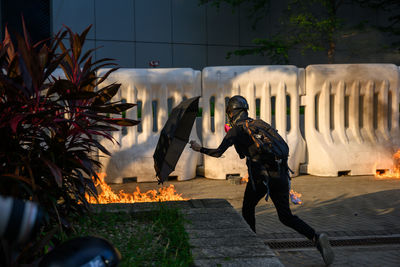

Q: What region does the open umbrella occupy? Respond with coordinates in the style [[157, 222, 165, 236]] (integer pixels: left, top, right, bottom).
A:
[[153, 96, 200, 183]]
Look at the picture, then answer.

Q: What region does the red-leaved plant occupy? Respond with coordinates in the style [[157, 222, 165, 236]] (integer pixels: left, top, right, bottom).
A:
[[0, 21, 139, 264]]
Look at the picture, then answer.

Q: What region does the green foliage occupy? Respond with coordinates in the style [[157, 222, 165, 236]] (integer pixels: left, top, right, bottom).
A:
[[0, 20, 139, 264], [356, 0, 400, 50], [74, 205, 193, 267], [200, 0, 271, 28], [227, 37, 290, 64], [201, 0, 340, 63], [202, 0, 398, 63]]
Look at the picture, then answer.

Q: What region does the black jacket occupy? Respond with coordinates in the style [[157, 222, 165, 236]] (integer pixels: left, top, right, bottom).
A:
[[200, 117, 278, 172], [200, 118, 251, 158]]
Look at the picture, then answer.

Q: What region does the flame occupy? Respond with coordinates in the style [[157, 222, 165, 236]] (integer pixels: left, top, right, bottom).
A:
[[241, 174, 249, 183], [375, 149, 400, 179], [85, 173, 187, 204]]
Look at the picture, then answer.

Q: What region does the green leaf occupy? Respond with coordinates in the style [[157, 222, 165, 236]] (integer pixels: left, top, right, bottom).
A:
[[95, 67, 119, 87], [42, 158, 62, 187], [87, 124, 120, 131], [103, 118, 141, 126], [92, 83, 121, 105], [72, 32, 82, 60], [1, 174, 33, 186], [47, 79, 75, 97], [79, 47, 97, 65], [79, 75, 97, 89], [90, 103, 136, 114], [79, 25, 93, 48], [91, 62, 118, 73], [58, 40, 73, 72], [60, 91, 98, 100], [84, 177, 97, 196], [48, 29, 68, 55], [91, 57, 115, 67], [89, 138, 112, 156], [44, 51, 67, 80], [4, 27, 16, 60], [21, 16, 32, 50]]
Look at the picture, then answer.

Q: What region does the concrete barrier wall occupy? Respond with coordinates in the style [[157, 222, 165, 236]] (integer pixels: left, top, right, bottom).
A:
[[53, 64, 400, 181], [97, 68, 201, 183], [304, 64, 400, 176], [201, 66, 307, 179]]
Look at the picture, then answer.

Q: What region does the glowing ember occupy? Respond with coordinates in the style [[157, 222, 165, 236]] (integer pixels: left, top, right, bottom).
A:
[[241, 174, 249, 183], [375, 149, 400, 179], [85, 173, 187, 204]]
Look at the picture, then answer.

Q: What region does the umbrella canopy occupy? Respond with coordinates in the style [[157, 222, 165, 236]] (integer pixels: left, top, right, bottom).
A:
[[153, 96, 200, 183]]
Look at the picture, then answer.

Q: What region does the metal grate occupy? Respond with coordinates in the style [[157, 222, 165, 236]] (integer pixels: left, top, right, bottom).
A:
[[266, 236, 400, 249]]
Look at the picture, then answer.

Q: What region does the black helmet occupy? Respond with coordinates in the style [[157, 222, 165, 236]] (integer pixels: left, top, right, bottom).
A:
[[226, 95, 249, 126], [226, 95, 249, 115]]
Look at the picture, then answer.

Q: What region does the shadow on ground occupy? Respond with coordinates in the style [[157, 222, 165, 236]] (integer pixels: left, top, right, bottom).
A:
[[256, 189, 400, 236]]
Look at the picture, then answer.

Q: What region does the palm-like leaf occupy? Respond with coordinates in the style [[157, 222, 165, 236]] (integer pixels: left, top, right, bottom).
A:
[[0, 20, 139, 265]]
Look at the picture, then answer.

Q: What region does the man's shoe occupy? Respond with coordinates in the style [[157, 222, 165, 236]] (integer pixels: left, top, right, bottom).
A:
[[316, 233, 334, 266]]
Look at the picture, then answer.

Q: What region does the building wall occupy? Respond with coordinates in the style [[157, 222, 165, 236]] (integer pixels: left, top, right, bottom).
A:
[[50, 0, 399, 70], [2, 0, 51, 43]]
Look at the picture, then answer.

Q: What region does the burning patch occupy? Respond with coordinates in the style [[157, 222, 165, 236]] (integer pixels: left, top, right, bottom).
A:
[[85, 173, 187, 204], [241, 174, 249, 183], [375, 149, 400, 179]]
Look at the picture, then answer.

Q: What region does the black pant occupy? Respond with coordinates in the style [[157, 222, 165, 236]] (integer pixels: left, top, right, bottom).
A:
[[242, 166, 316, 240]]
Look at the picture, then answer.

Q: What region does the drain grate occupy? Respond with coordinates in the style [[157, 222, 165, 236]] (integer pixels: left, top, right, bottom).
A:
[[266, 236, 400, 249]]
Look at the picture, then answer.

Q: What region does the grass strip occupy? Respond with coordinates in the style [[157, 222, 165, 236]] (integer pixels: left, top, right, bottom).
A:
[[73, 204, 193, 267]]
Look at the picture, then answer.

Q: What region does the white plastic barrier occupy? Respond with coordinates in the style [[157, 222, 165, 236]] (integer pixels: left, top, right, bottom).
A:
[[304, 64, 400, 176], [98, 68, 201, 183], [202, 66, 307, 179]]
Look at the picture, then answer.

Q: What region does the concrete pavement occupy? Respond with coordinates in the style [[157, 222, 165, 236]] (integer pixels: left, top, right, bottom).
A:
[[110, 175, 400, 266]]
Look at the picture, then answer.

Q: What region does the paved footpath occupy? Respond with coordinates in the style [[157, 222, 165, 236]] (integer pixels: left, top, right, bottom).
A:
[[111, 175, 400, 266]]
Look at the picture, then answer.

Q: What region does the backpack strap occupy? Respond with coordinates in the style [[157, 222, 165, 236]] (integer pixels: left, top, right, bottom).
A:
[[245, 119, 263, 151]]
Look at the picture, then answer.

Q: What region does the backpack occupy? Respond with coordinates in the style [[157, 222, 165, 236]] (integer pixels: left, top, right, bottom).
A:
[[242, 119, 290, 175], [241, 119, 294, 201]]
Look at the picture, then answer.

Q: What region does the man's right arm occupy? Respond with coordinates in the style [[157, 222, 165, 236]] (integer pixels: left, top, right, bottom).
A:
[[189, 129, 236, 158]]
